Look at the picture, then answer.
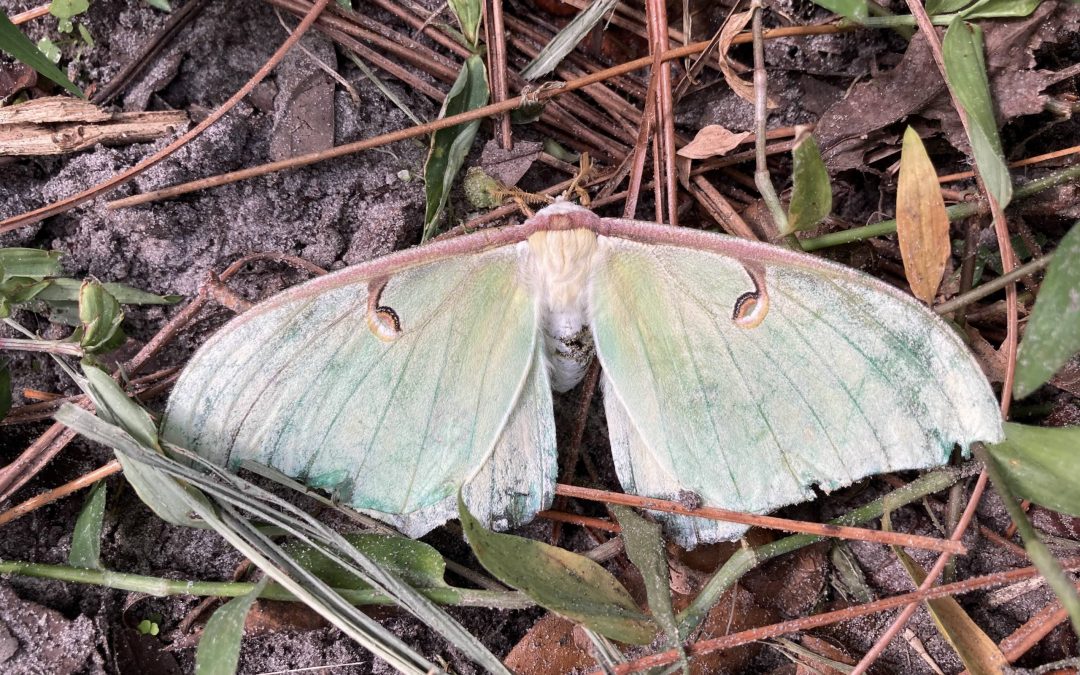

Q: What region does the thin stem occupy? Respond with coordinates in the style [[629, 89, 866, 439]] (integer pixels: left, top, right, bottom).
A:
[[0, 560, 535, 609], [675, 467, 961, 636], [554, 482, 964, 554], [0, 338, 83, 357], [934, 253, 1054, 315], [750, 0, 788, 236]]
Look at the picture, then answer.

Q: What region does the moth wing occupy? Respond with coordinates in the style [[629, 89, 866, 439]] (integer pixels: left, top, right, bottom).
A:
[[590, 233, 1001, 547], [602, 374, 747, 547], [163, 242, 554, 535]]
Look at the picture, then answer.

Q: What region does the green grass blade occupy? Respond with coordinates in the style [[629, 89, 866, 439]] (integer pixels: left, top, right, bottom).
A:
[[808, 0, 869, 21], [784, 133, 832, 235], [521, 0, 619, 80], [942, 17, 1012, 207], [976, 443, 1080, 639], [0, 10, 83, 97], [613, 506, 685, 666], [986, 423, 1080, 516]]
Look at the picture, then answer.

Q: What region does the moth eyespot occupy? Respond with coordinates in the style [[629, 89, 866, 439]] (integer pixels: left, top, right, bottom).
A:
[[367, 306, 402, 342], [732, 291, 769, 328], [366, 277, 402, 341]]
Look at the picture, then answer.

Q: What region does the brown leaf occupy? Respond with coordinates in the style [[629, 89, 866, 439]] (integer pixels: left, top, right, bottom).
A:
[[967, 328, 1009, 384], [480, 139, 543, 187], [503, 614, 595, 675], [0, 62, 36, 100], [678, 125, 751, 160], [795, 634, 857, 674], [674, 585, 776, 674], [718, 11, 775, 109], [269, 33, 336, 161], [816, 32, 943, 172], [741, 542, 828, 618], [243, 599, 328, 636], [896, 127, 950, 304]]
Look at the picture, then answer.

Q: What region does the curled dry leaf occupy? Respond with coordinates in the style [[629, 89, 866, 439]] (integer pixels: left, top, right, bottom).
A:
[[677, 125, 751, 160], [718, 10, 776, 108], [896, 127, 951, 304]]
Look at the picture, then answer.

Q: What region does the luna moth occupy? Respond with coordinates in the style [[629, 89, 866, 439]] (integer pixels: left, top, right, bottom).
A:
[[162, 201, 1003, 548]]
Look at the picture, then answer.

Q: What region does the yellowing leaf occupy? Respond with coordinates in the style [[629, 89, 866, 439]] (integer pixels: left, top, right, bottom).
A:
[[896, 127, 951, 304], [892, 547, 1009, 675], [677, 125, 751, 160]]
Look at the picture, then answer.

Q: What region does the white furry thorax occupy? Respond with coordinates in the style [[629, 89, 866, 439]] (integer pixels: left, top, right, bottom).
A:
[[526, 229, 600, 392]]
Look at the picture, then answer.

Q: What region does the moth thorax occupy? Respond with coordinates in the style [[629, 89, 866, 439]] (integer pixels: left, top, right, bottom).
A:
[[527, 229, 598, 392]]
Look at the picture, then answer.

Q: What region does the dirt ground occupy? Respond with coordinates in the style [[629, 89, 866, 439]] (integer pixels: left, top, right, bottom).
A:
[[1, 0, 1079, 673]]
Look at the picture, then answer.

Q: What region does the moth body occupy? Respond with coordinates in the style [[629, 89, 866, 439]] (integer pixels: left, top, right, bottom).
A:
[[525, 228, 600, 392]]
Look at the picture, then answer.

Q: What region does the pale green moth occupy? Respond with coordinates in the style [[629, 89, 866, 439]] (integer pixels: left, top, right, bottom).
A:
[[163, 202, 1003, 548]]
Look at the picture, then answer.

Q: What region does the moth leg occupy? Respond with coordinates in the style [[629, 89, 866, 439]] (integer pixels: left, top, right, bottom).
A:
[[559, 152, 595, 206]]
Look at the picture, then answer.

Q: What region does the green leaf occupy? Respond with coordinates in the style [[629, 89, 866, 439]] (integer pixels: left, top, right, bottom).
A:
[[136, 619, 159, 635], [977, 443, 1080, 639], [612, 507, 684, 662], [144, 0, 173, 11], [0, 364, 11, 422], [36, 38, 61, 64], [521, 0, 619, 80], [459, 493, 657, 645], [280, 534, 449, 592], [79, 365, 206, 529], [961, 0, 1041, 19], [1014, 222, 1080, 399], [35, 277, 181, 306], [784, 132, 832, 235], [926, 0, 974, 13], [0, 248, 62, 282], [77, 281, 125, 353], [943, 18, 1012, 207], [69, 480, 107, 570], [447, 0, 483, 51], [0, 10, 83, 97], [49, 0, 90, 20], [77, 23, 93, 47], [196, 577, 267, 675], [986, 423, 1080, 516], [0, 277, 51, 304], [423, 54, 489, 240], [808, 0, 869, 21]]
